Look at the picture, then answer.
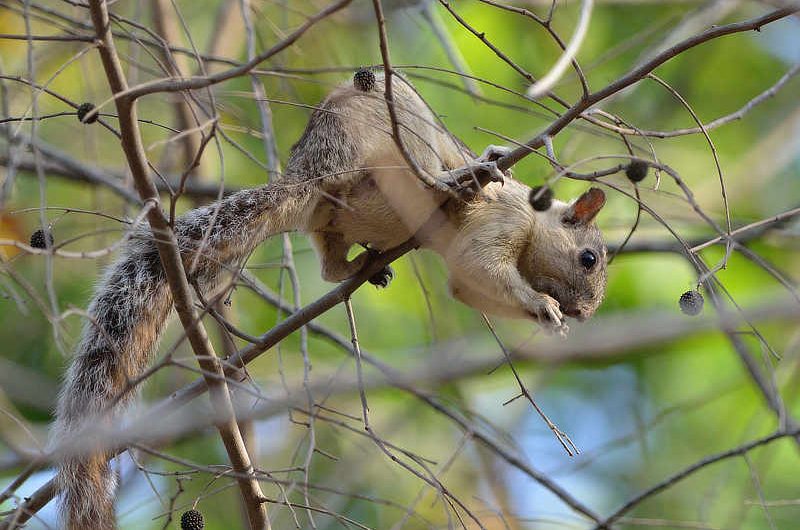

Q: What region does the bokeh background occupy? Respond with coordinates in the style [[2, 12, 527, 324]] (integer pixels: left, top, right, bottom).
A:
[[1, 0, 800, 528]]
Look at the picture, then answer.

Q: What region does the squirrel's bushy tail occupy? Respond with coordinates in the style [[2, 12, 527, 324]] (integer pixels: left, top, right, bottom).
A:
[[55, 181, 313, 529], [55, 240, 172, 528]]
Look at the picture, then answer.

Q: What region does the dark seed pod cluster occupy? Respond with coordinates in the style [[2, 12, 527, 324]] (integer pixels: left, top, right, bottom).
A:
[[353, 68, 376, 92], [29, 228, 54, 249], [180, 509, 205, 530], [76, 102, 98, 124], [529, 186, 553, 211], [679, 290, 704, 316], [625, 160, 649, 183]]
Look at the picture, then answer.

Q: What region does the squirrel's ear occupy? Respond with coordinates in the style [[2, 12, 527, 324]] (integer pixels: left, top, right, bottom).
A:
[[563, 187, 605, 226]]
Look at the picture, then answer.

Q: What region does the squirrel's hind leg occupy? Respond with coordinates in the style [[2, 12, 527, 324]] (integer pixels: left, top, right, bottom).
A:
[[310, 231, 368, 282], [309, 232, 394, 287]]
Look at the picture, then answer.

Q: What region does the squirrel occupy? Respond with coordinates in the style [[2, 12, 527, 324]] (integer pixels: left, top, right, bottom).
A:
[[54, 72, 607, 529]]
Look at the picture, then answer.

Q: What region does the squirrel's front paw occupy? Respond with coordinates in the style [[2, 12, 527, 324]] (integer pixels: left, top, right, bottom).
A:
[[478, 145, 511, 163], [525, 293, 569, 337], [445, 161, 506, 200]]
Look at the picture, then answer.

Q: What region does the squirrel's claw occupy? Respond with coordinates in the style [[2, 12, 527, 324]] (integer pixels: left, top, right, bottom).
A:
[[368, 265, 394, 288], [358, 244, 394, 288], [444, 160, 506, 201], [440, 145, 511, 200], [478, 145, 511, 163], [478, 145, 511, 183], [526, 293, 569, 337]]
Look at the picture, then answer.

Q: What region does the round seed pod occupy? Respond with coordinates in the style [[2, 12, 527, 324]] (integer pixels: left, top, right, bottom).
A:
[[77, 102, 98, 124], [679, 290, 704, 316], [353, 68, 376, 92], [529, 186, 553, 211], [29, 228, 54, 249], [625, 160, 649, 183], [180, 509, 205, 530]]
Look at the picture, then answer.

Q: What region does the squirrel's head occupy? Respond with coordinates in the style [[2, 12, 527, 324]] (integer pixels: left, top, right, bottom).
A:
[[521, 187, 607, 322]]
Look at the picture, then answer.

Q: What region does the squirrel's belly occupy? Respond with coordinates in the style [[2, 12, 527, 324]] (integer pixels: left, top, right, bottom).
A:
[[333, 198, 413, 250], [330, 171, 441, 250]]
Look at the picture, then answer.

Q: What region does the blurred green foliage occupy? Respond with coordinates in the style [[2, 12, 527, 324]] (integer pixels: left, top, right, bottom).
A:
[[1, 1, 799, 529]]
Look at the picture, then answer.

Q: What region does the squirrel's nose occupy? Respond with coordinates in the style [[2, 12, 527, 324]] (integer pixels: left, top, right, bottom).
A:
[[564, 307, 588, 321]]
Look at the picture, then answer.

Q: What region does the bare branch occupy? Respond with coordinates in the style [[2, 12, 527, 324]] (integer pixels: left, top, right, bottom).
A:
[[84, 0, 268, 526], [496, 6, 799, 170]]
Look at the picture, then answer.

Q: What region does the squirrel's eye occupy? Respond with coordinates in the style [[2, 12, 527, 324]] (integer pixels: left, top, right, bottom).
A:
[[579, 249, 597, 270]]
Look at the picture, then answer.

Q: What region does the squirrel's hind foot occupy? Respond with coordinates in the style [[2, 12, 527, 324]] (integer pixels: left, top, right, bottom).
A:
[[368, 265, 394, 288]]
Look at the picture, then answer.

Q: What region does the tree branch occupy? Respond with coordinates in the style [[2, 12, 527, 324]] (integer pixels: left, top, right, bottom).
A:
[[85, 0, 268, 527], [122, 0, 353, 100], [495, 6, 799, 171]]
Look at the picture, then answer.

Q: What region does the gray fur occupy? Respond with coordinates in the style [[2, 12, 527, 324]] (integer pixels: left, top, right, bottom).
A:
[[55, 183, 314, 529]]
